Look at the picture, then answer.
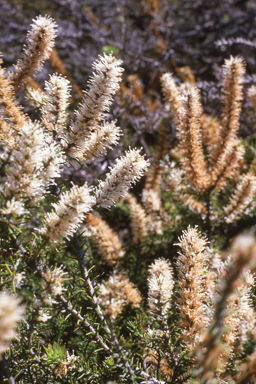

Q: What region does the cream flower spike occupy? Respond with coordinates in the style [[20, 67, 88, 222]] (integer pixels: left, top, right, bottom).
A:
[[0, 292, 25, 357], [96, 148, 149, 209], [10, 15, 57, 87], [41, 183, 96, 242], [148, 258, 174, 318]]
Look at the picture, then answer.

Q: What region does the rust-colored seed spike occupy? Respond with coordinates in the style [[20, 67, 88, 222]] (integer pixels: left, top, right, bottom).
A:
[[211, 57, 245, 187], [174, 226, 209, 348], [178, 87, 210, 192], [85, 213, 124, 266], [161, 72, 182, 126], [144, 123, 170, 191], [0, 61, 27, 143], [220, 56, 245, 146]]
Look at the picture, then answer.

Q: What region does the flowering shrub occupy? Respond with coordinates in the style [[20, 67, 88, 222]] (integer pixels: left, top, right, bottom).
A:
[[1, 15, 256, 384]]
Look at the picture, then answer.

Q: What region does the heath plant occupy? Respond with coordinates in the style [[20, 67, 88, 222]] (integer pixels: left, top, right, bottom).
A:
[[1, 15, 256, 384]]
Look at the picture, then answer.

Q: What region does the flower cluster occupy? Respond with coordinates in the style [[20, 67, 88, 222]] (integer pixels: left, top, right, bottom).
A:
[[96, 148, 149, 209], [0, 292, 24, 358], [41, 183, 96, 242], [3, 121, 64, 205], [9, 15, 57, 87], [147, 258, 173, 318], [66, 53, 124, 164], [99, 270, 142, 320]]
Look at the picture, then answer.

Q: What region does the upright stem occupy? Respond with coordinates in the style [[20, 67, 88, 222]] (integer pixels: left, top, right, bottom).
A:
[[75, 233, 136, 380], [59, 295, 110, 351], [109, 321, 136, 380], [74, 234, 110, 331]]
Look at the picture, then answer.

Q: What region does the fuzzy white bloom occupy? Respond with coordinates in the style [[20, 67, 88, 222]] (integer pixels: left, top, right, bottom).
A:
[[27, 15, 57, 57], [40, 142, 65, 181], [73, 53, 123, 131], [220, 269, 256, 348], [96, 148, 149, 209], [99, 270, 142, 320], [148, 258, 174, 318], [147, 327, 164, 338], [41, 74, 71, 133], [68, 121, 121, 163], [26, 86, 46, 107], [224, 173, 256, 223], [141, 189, 163, 235], [1, 198, 27, 216], [160, 159, 184, 193], [66, 54, 123, 164], [37, 309, 52, 323], [42, 296, 58, 306], [237, 286, 255, 345], [10, 15, 57, 84], [4, 122, 45, 199], [41, 265, 68, 297], [57, 350, 79, 376], [142, 189, 162, 213], [66, 350, 79, 364], [13, 272, 26, 289], [41, 183, 96, 242], [203, 249, 223, 319], [4, 122, 64, 203], [205, 252, 256, 355], [0, 292, 25, 357]]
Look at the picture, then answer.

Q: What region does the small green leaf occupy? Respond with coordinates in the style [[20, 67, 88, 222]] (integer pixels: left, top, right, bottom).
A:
[[102, 45, 119, 54], [105, 356, 114, 367], [43, 342, 66, 364]]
